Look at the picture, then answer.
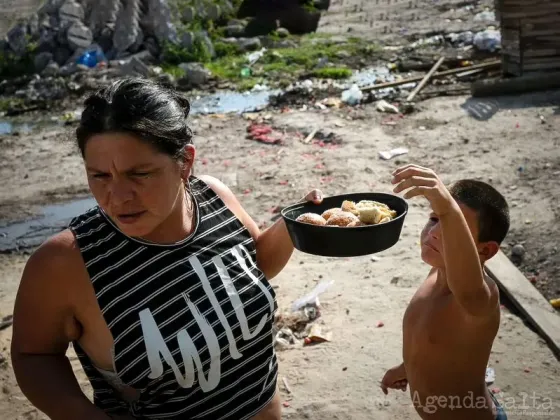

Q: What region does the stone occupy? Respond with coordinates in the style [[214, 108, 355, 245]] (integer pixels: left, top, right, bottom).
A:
[[34, 52, 54, 73], [245, 16, 277, 37], [313, 0, 331, 10], [59, 63, 78, 76], [120, 56, 151, 77], [7, 24, 28, 55], [67, 22, 93, 51], [197, 32, 216, 58], [144, 37, 160, 57], [88, 0, 123, 37], [59, 1, 85, 25], [27, 13, 40, 38], [206, 4, 221, 21], [113, 0, 143, 53], [42, 62, 60, 77], [146, 0, 179, 45], [512, 244, 526, 259], [237, 37, 262, 51], [226, 25, 245, 37], [54, 47, 72, 66], [276, 28, 290, 38], [180, 31, 195, 50], [41, 0, 66, 15], [178, 62, 211, 87], [181, 6, 195, 23], [97, 27, 114, 53]]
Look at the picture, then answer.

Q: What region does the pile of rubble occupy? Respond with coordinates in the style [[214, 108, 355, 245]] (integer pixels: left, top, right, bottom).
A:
[[0, 0, 331, 109]]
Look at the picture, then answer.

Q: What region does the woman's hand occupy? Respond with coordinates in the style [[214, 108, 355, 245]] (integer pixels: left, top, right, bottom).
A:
[[300, 189, 324, 205]]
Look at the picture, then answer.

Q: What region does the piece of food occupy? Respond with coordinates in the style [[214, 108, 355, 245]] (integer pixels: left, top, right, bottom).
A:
[[347, 220, 366, 227], [321, 207, 343, 221], [296, 213, 327, 226], [326, 212, 359, 227], [355, 200, 398, 224], [341, 200, 360, 216]]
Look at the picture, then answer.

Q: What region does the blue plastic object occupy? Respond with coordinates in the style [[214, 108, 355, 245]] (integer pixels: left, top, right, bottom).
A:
[[76, 47, 107, 68]]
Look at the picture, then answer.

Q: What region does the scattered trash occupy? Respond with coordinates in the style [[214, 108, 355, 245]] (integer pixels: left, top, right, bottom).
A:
[[376, 100, 399, 114], [0, 315, 13, 331], [376, 321, 385, 328], [341, 84, 363, 105], [246, 122, 283, 145], [485, 367, 495, 384], [524, 367, 531, 373], [305, 324, 332, 345], [474, 11, 496, 22], [282, 377, 293, 395], [550, 298, 560, 309], [379, 147, 409, 160], [246, 48, 267, 66], [474, 29, 501, 52], [292, 280, 334, 311]]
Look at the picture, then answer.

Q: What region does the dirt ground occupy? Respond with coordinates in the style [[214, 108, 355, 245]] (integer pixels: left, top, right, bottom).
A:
[[1, 0, 559, 419]]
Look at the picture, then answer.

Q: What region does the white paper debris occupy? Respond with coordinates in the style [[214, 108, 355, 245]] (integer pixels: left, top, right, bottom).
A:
[[379, 147, 409, 160]]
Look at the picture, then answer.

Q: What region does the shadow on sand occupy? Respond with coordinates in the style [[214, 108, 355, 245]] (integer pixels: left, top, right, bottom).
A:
[[461, 89, 560, 121]]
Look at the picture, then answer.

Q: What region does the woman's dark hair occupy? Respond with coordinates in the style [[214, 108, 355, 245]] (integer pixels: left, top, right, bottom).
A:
[[76, 78, 193, 160]]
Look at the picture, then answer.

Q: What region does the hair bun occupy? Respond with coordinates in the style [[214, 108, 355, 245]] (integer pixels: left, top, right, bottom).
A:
[[173, 93, 191, 119]]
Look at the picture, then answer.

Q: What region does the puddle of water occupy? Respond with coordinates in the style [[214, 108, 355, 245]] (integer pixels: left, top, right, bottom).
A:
[[0, 121, 35, 135], [190, 89, 281, 115], [0, 197, 97, 252], [349, 67, 395, 88]]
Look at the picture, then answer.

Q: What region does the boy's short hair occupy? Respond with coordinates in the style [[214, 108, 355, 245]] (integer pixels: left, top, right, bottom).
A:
[[449, 179, 510, 244]]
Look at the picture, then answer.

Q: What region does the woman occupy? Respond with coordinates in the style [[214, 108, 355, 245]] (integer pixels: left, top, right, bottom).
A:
[[11, 78, 322, 419]]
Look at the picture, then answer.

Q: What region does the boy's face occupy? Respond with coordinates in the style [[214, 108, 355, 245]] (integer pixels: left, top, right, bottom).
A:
[[420, 202, 498, 268]]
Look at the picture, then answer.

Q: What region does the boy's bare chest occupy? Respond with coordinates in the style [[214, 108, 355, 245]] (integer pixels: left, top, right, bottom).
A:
[[403, 284, 464, 348]]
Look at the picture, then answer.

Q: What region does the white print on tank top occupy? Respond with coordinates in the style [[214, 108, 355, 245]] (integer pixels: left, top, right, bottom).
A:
[[138, 244, 275, 393]]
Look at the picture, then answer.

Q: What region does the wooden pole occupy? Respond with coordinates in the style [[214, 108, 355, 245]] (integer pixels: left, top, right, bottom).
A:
[[406, 56, 446, 102], [361, 60, 501, 92]]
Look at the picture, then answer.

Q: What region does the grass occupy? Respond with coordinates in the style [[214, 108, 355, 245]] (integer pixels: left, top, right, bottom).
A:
[[161, 30, 380, 90]]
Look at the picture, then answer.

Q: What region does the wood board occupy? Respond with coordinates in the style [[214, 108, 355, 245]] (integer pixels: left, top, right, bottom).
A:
[[485, 250, 560, 358]]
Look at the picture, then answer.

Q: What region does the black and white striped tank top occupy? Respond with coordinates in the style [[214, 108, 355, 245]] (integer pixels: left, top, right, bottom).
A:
[[68, 176, 279, 419]]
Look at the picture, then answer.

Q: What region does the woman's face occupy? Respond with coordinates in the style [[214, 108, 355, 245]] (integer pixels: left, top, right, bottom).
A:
[[84, 132, 194, 239]]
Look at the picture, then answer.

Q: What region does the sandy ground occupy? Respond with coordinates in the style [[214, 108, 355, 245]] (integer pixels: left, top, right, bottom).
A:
[[1, 93, 560, 419], [1, 0, 560, 419]]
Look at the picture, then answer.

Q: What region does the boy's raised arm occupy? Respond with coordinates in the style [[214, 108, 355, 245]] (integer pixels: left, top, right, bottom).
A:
[[391, 164, 496, 317]]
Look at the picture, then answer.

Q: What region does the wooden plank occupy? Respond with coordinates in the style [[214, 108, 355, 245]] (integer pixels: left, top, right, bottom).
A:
[[406, 56, 445, 102], [486, 251, 560, 358]]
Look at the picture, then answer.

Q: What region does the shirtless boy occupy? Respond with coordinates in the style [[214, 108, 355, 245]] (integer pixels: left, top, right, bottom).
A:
[[381, 164, 509, 420]]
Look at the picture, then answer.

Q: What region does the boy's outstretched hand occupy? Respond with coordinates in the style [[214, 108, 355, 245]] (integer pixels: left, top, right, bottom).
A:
[[391, 165, 456, 216]]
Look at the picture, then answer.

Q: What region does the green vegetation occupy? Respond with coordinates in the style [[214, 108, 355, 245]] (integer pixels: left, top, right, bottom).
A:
[[0, 98, 25, 113], [310, 67, 353, 79], [0, 38, 37, 79], [160, 16, 380, 90]]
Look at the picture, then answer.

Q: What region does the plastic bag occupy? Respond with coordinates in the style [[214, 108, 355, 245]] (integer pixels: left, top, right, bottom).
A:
[[291, 279, 335, 312]]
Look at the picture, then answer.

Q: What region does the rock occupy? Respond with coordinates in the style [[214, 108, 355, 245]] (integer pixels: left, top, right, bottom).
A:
[[178, 62, 211, 86], [54, 47, 72, 66], [238, 37, 262, 51], [281, 10, 321, 35], [41, 0, 66, 15], [146, 0, 179, 45], [245, 16, 278, 37], [97, 27, 114, 53], [88, 0, 122, 37], [59, 1, 85, 25], [226, 25, 246, 37], [144, 37, 160, 57], [313, 0, 331, 10], [7, 24, 28, 55], [113, 0, 143, 52], [42, 62, 60, 77], [197, 32, 216, 58], [157, 72, 176, 87], [206, 4, 221, 21], [181, 6, 195, 23], [180, 31, 194, 50], [27, 13, 40, 38], [67, 22, 93, 51], [276, 28, 290, 38], [120, 56, 151, 77], [34, 52, 54, 73], [512, 244, 526, 259], [59, 62, 79, 76]]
